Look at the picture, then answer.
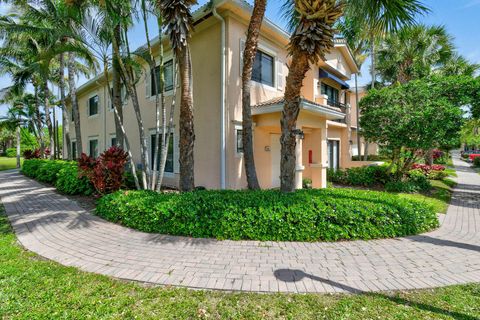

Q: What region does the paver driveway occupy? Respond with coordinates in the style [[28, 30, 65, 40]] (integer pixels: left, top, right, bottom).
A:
[[1, 154, 479, 293]]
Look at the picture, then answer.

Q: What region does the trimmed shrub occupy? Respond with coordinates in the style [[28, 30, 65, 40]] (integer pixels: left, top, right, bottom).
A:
[[351, 155, 388, 161], [55, 163, 93, 195], [23, 149, 41, 159], [22, 159, 93, 196], [6, 147, 31, 158], [21, 159, 44, 179], [328, 165, 390, 187], [474, 157, 480, 168], [96, 188, 438, 242], [36, 160, 67, 184]]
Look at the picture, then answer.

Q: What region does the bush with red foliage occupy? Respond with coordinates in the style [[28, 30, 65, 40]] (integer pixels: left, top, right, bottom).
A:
[[411, 164, 446, 175], [78, 146, 129, 195], [432, 149, 444, 160], [23, 149, 41, 159]]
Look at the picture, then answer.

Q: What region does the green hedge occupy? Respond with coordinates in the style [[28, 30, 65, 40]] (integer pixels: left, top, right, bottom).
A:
[[22, 159, 93, 195], [96, 189, 438, 242]]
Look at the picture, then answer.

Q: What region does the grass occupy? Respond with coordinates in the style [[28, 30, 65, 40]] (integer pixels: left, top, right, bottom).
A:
[[1, 206, 480, 319], [0, 157, 22, 171], [399, 178, 456, 214]]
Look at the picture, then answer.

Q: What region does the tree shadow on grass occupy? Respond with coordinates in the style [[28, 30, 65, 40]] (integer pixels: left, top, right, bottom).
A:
[[274, 269, 478, 320]]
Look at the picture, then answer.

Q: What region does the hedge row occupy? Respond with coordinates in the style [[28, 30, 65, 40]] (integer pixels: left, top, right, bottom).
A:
[[22, 159, 93, 195], [96, 189, 438, 242]]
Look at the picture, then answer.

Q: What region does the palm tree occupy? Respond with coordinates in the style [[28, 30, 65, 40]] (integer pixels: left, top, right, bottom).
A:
[[376, 25, 454, 84], [241, 0, 267, 190], [279, 0, 429, 192], [439, 53, 480, 77], [161, 0, 196, 192]]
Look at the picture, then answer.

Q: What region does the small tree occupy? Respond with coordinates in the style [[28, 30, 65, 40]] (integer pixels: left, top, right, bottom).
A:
[[360, 76, 468, 177]]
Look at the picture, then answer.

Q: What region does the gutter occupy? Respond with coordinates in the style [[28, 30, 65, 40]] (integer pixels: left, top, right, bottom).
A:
[[213, 6, 227, 189]]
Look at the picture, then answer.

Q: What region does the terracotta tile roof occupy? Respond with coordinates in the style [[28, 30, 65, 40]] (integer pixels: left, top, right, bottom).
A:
[[252, 97, 343, 114]]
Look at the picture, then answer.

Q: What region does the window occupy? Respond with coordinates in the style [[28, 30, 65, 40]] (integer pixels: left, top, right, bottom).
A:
[[252, 50, 274, 86], [327, 140, 340, 171], [71, 141, 77, 159], [88, 95, 99, 116], [89, 139, 98, 158], [321, 83, 339, 104], [151, 60, 174, 96], [150, 134, 174, 173], [236, 129, 243, 154], [111, 137, 117, 147]]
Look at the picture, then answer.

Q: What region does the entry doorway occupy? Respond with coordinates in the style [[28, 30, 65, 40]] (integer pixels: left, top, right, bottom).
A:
[[270, 134, 281, 188], [327, 140, 340, 171]]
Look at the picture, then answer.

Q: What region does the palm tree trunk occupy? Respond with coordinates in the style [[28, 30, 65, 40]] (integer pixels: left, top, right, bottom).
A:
[[43, 81, 54, 160], [59, 53, 71, 160], [241, 0, 266, 190], [370, 37, 376, 90], [68, 52, 83, 157], [156, 63, 178, 192], [33, 85, 45, 157], [16, 123, 21, 169], [280, 52, 310, 192], [178, 47, 195, 192], [355, 73, 362, 159], [112, 24, 124, 150], [114, 28, 150, 189], [103, 63, 140, 190]]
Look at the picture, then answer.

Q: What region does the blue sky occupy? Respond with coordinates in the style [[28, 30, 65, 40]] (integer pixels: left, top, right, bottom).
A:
[[1, 0, 480, 116]]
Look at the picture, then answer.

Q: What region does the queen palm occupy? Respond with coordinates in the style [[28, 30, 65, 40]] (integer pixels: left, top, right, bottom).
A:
[[279, 0, 429, 192], [162, 0, 196, 192]]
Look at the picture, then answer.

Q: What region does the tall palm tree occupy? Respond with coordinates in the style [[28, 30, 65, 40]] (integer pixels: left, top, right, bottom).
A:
[[279, 0, 429, 192], [241, 0, 267, 190], [376, 25, 454, 84], [162, 0, 196, 192]]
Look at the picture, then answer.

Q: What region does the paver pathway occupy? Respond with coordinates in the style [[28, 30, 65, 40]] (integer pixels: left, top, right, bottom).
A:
[[1, 153, 479, 293]]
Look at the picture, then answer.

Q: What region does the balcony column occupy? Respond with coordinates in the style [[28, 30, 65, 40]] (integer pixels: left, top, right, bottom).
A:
[[295, 131, 304, 189]]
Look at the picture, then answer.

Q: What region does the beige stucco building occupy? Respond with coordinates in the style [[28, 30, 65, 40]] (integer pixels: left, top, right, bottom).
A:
[[65, 0, 376, 190]]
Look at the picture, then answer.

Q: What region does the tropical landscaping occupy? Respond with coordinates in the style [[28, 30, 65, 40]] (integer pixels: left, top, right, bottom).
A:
[[0, 0, 480, 318]]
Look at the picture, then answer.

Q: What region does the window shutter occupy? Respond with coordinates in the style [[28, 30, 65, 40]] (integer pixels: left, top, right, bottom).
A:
[[277, 60, 284, 91], [239, 39, 245, 74], [145, 68, 151, 98], [173, 132, 180, 173], [87, 99, 90, 116]]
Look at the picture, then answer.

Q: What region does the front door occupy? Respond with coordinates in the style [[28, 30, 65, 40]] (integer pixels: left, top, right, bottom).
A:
[[270, 134, 281, 188], [328, 140, 340, 171]]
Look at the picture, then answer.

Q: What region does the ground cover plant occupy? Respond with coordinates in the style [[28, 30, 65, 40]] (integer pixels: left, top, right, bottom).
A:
[[0, 206, 479, 319], [96, 188, 438, 242]]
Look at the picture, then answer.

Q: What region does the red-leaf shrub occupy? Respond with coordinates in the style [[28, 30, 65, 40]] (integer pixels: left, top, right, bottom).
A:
[[432, 149, 444, 160], [78, 146, 129, 195], [411, 164, 446, 175], [23, 149, 41, 159]]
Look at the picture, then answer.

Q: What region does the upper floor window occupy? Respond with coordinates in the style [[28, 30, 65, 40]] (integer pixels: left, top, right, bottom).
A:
[[236, 128, 243, 154], [252, 50, 274, 87], [321, 83, 339, 105], [151, 60, 174, 96], [88, 95, 99, 116]]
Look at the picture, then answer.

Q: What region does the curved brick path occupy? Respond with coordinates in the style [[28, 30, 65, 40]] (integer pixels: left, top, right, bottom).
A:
[[1, 153, 479, 293]]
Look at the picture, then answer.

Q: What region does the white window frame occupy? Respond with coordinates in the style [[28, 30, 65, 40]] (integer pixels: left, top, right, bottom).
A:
[[87, 93, 100, 118], [148, 128, 178, 176], [108, 134, 117, 148], [235, 125, 244, 158], [148, 54, 176, 101], [240, 39, 279, 91], [88, 136, 100, 158]]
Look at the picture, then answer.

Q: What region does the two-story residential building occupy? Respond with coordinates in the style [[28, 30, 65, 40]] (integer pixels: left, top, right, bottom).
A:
[[65, 0, 372, 190]]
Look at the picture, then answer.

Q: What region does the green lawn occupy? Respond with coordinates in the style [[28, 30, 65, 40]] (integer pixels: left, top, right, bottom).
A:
[[1, 207, 480, 319], [399, 178, 456, 214], [0, 157, 22, 171]]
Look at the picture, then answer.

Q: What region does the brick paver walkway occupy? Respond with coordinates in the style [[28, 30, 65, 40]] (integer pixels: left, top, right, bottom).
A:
[[1, 153, 479, 293]]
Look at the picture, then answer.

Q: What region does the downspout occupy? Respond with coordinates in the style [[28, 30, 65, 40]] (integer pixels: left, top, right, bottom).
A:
[[213, 7, 226, 189]]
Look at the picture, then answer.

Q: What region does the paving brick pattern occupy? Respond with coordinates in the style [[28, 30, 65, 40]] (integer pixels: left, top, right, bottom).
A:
[[1, 153, 479, 293]]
